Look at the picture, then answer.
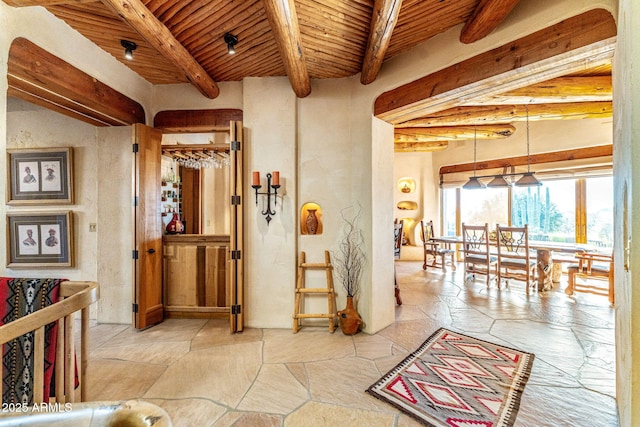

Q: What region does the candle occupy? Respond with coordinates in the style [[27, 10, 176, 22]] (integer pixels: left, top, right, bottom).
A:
[[272, 171, 280, 186], [252, 171, 260, 186]]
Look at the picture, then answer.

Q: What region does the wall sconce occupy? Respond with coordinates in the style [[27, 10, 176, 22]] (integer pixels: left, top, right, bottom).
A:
[[252, 171, 280, 224], [224, 33, 238, 55], [120, 40, 137, 60]]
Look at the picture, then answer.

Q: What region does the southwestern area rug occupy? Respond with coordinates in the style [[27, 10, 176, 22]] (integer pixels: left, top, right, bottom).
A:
[[367, 328, 535, 427]]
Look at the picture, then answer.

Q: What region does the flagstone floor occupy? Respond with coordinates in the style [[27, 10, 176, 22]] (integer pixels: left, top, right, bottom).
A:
[[84, 261, 618, 427]]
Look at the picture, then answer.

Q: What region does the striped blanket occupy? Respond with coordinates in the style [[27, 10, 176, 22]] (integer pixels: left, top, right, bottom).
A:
[[0, 278, 62, 404]]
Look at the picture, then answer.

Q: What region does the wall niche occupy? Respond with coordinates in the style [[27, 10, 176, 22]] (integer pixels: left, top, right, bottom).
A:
[[301, 202, 323, 235]]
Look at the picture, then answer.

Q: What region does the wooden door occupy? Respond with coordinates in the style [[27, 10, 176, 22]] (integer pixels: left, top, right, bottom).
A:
[[133, 123, 164, 329], [229, 121, 244, 332]]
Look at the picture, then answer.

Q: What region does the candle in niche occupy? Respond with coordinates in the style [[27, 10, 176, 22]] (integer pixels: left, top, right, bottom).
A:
[[252, 171, 260, 186], [272, 171, 280, 186]]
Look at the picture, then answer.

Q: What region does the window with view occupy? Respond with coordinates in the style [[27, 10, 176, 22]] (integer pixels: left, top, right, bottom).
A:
[[512, 180, 576, 243]]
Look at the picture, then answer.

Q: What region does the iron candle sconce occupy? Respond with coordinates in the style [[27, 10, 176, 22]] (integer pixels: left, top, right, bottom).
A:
[[252, 171, 280, 224]]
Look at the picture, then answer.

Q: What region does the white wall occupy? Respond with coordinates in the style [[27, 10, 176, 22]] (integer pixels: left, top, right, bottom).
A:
[[614, 0, 639, 424]]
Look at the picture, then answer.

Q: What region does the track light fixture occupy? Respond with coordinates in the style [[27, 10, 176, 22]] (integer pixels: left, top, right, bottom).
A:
[[120, 40, 137, 60], [224, 33, 238, 55]]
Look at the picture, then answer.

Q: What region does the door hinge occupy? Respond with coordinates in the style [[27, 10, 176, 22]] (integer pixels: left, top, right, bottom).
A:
[[132, 303, 139, 313], [132, 250, 139, 260], [133, 196, 139, 207], [132, 143, 139, 153], [231, 140, 241, 151], [231, 195, 241, 205], [231, 250, 241, 260], [231, 304, 242, 314]]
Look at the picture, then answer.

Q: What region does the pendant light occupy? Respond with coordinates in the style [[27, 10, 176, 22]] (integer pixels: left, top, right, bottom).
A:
[[463, 126, 486, 189], [486, 174, 512, 188], [515, 104, 542, 187]]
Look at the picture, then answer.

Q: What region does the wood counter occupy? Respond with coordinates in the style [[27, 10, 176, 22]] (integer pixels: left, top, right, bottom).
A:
[[163, 234, 230, 318]]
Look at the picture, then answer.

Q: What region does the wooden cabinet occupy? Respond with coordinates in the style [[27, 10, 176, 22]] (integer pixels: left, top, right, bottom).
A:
[[163, 234, 230, 318]]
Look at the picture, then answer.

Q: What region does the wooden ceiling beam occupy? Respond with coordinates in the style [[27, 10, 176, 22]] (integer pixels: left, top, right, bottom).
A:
[[476, 75, 612, 104], [360, 0, 403, 85], [460, 0, 521, 44], [262, 0, 311, 98], [375, 9, 617, 124], [101, 0, 220, 99], [394, 141, 449, 153], [439, 144, 613, 175], [394, 124, 515, 143], [154, 109, 243, 133], [3, 0, 95, 5], [397, 101, 613, 127], [8, 37, 145, 126]]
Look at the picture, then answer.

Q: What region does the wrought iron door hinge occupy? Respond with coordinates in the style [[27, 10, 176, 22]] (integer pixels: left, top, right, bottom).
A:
[[231, 140, 241, 151], [133, 196, 139, 207], [231, 195, 241, 205], [231, 304, 242, 314], [231, 250, 241, 260], [132, 143, 139, 153], [132, 303, 139, 313], [132, 250, 139, 260]]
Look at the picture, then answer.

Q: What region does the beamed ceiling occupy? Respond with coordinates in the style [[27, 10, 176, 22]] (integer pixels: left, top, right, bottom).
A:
[[3, 1, 616, 151]]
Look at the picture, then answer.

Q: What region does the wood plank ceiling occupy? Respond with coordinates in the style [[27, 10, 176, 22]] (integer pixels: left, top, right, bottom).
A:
[[3, 0, 613, 151]]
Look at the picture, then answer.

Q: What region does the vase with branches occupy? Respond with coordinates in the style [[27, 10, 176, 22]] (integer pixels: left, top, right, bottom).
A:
[[334, 205, 365, 334]]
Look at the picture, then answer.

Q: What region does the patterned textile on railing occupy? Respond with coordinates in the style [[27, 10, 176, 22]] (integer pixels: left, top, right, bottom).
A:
[[0, 278, 62, 404]]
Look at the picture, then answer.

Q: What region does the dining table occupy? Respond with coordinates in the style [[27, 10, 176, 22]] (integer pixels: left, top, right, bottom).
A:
[[428, 236, 596, 291]]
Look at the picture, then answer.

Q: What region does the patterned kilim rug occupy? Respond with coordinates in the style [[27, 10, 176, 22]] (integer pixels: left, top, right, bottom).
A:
[[367, 328, 534, 427]]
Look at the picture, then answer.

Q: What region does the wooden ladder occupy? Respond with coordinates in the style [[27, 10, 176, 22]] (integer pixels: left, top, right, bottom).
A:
[[293, 251, 336, 333]]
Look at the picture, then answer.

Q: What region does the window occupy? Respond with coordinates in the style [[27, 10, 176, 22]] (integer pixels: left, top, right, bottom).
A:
[[461, 187, 509, 229], [442, 188, 457, 236], [442, 176, 612, 246], [586, 176, 613, 250], [512, 180, 576, 243]]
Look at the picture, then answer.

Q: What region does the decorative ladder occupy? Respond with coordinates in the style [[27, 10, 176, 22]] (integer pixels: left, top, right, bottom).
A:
[[293, 251, 336, 333]]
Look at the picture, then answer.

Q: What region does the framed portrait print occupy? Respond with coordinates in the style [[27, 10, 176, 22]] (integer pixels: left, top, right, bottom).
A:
[[6, 211, 74, 268], [6, 147, 74, 205]]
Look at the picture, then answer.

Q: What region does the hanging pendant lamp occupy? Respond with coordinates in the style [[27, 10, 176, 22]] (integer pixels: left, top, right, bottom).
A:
[[515, 104, 542, 187], [463, 126, 486, 189], [487, 174, 512, 188]]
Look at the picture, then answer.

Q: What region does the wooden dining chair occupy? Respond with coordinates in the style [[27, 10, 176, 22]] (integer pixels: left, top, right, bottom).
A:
[[420, 220, 456, 272], [565, 252, 614, 305], [495, 224, 537, 294], [461, 223, 497, 286]]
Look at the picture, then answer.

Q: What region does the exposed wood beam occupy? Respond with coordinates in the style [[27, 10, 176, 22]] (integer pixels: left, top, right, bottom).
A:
[[395, 141, 449, 153], [154, 109, 244, 133], [439, 144, 613, 175], [394, 124, 515, 143], [262, 0, 311, 98], [460, 0, 521, 44], [397, 101, 613, 127], [375, 9, 617, 124], [101, 0, 219, 99], [360, 0, 403, 85], [474, 75, 612, 104], [8, 37, 145, 126], [3, 0, 95, 5]]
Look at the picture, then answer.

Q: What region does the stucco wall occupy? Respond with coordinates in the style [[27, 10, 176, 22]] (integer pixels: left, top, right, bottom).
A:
[[614, 0, 639, 425]]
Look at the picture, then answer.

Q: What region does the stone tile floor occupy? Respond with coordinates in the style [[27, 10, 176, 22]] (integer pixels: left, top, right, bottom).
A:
[[85, 261, 618, 426]]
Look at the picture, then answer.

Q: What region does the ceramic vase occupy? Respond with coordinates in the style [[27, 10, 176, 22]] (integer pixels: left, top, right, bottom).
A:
[[306, 209, 319, 234], [337, 296, 362, 335], [166, 213, 184, 234]]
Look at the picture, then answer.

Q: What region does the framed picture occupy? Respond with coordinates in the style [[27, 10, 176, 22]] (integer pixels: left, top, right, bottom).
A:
[[6, 147, 74, 205], [6, 211, 74, 268]]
